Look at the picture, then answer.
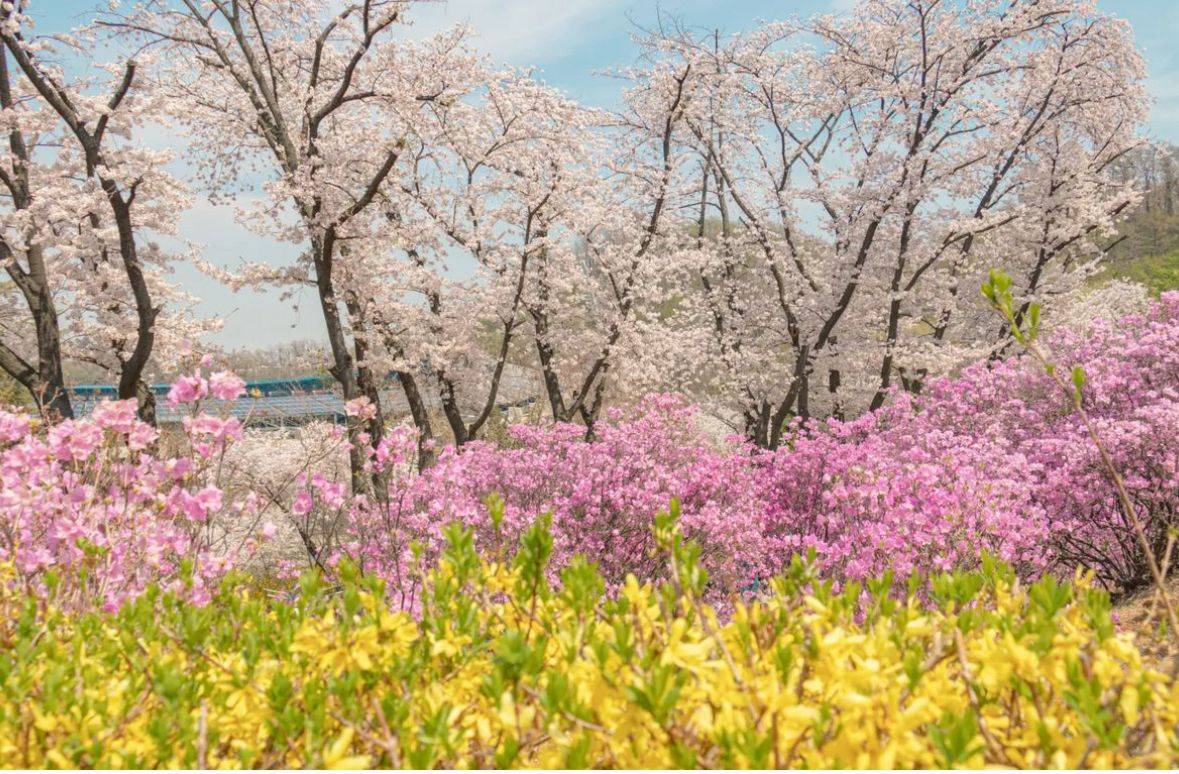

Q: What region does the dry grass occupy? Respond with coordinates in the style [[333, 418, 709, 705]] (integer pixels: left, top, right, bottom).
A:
[[1114, 577, 1179, 673]]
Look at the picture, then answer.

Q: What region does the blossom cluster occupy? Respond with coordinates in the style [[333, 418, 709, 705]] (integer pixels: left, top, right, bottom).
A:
[[309, 294, 1179, 601], [2, 519, 1176, 768], [1, 296, 1175, 612], [0, 364, 256, 610], [331, 395, 766, 598]]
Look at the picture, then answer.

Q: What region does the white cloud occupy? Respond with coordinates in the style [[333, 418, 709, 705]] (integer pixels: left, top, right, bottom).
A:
[[404, 0, 625, 63]]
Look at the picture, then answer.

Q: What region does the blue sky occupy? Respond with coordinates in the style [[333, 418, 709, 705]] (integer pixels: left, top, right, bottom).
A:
[[31, 0, 1179, 348]]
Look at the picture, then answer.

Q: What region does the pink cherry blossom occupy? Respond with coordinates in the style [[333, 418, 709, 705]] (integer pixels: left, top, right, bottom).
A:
[[344, 397, 377, 422]]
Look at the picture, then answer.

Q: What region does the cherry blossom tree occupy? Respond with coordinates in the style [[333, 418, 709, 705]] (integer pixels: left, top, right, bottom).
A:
[[0, 3, 205, 422], [508, 46, 697, 436], [341, 60, 691, 447], [0, 39, 70, 418], [627, 0, 1147, 446], [354, 72, 596, 454], [106, 0, 496, 484]]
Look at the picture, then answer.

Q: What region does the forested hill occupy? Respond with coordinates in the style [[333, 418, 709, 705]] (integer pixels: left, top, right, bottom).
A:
[[1105, 143, 1179, 294]]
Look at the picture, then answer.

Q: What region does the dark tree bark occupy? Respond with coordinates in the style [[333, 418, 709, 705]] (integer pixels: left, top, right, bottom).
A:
[[113, 0, 411, 487], [0, 48, 71, 419], [0, 28, 160, 420], [396, 368, 437, 471]]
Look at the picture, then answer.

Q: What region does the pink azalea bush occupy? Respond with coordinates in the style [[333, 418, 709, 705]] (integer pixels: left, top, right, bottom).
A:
[[911, 292, 1179, 590], [0, 365, 260, 611], [321, 395, 766, 603], [755, 404, 1053, 584], [307, 293, 1179, 602], [758, 292, 1178, 591], [2, 296, 1175, 612], [318, 398, 1052, 603]]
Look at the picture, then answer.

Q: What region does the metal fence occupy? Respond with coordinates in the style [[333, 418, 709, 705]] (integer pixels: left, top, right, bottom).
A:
[[69, 369, 538, 427]]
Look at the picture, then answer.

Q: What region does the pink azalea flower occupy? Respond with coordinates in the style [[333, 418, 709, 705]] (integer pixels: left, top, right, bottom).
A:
[[292, 489, 314, 517], [91, 399, 139, 434], [0, 411, 31, 444], [345, 396, 377, 421], [209, 371, 247, 401], [181, 485, 223, 522], [167, 374, 208, 405]]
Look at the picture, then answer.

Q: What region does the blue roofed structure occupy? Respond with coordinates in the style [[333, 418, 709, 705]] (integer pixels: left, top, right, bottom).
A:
[[69, 376, 354, 426], [68, 368, 537, 427]]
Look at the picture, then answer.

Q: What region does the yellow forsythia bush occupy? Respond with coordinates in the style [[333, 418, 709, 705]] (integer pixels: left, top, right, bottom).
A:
[[2, 506, 1178, 768]]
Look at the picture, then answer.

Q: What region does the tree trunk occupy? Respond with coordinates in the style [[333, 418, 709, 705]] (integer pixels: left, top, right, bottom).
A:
[[313, 236, 374, 494], [0, 51, 72, 421], [396, 369, 437, 470], [438, 376, 471, 446], [136, 381, 157, 426], [107, 191, 159, 424]]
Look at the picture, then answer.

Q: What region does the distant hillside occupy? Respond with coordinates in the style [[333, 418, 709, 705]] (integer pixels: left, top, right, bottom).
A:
[[1107, 198, 1179, 257], [1102, 172, 1179, 293], [1101, 248, 1179, 295]]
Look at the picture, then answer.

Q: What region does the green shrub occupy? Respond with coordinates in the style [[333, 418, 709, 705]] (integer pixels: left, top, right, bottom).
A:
[[2, 512, 1177, 768]]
